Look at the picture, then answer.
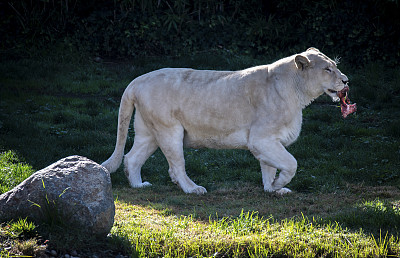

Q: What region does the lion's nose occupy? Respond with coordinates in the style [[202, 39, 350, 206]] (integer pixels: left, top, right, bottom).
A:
[[341, 74, 349, 84]]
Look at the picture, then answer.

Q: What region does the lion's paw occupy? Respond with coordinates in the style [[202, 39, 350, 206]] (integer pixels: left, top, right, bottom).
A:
[[275, 188, 292, 195], [189, 185, 207, 195], [264, 186, 274, 193], [141, 181, 152, 187], [130, 181, 152, 188]]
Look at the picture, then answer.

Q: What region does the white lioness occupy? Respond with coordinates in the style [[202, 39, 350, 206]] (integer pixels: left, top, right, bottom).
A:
[[102, 48, 349, 195]]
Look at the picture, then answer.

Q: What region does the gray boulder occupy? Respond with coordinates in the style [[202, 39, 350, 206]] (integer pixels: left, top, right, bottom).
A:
[[0, 155, 115, 236]]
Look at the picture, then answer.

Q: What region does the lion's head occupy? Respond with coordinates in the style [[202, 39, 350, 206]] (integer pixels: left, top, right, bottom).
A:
[[294, 47, 349, 102]]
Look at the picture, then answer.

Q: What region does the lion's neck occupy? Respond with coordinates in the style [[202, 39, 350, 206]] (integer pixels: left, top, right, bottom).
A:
[[269, 59, 317, 109], [292, 74, 319, 108]]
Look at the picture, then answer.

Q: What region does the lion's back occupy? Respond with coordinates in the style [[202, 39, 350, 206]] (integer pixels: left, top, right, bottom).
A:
[[129, 68, 257, 148]]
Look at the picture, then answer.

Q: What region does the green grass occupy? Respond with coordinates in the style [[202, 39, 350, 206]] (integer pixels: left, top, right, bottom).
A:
[[1, 49, 400, 257], [112, 201, 399, 257], [0, 151, 34, 194]]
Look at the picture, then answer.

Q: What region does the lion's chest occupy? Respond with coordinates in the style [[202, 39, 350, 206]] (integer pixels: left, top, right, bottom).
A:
[[277, 113, 302, 147]]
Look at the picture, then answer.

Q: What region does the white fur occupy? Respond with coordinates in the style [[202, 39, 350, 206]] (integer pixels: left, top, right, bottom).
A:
[[102, 48, 349, 195]]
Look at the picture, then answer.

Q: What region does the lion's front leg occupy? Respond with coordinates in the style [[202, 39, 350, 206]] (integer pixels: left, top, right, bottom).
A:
[[261, 162, 292, 195], [260, 162, 277, 192], [250, 139, 297, 195]]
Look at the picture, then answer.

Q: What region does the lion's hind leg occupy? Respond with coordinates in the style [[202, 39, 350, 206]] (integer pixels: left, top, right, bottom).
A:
[[124, 134, 158, 188], [124, 110, 158, 188], [157, 125, 207, 195]]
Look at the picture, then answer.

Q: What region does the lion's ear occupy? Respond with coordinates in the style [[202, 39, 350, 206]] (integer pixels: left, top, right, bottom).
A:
[[306, 47, 320, 52], [295, 55, 310, 70]]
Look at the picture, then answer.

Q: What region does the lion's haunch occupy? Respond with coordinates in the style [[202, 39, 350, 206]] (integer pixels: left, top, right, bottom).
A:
[[337, 86, 357, 118]]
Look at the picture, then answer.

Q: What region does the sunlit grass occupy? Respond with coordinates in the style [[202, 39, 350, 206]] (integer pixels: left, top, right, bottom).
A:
[[0, 151, 34, 194], [112, 201, 400, 257], [329, 198, 400, 237]]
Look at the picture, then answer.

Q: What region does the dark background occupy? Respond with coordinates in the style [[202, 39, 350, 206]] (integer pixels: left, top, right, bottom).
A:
[[1, 0, 400, 65]]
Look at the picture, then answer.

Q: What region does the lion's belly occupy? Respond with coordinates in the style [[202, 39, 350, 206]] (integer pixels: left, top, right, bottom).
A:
[[182, 128, 249, 149]]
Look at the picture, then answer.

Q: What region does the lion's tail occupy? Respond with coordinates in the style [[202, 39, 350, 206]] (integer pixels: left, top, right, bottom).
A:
[[101, 88, 134, 173]]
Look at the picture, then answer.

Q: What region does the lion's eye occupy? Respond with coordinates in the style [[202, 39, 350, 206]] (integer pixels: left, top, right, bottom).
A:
[[325, 67, 332, 73]]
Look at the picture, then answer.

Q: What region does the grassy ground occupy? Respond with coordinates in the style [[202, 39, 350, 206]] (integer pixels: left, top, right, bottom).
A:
[[1, 49, 400, 257]]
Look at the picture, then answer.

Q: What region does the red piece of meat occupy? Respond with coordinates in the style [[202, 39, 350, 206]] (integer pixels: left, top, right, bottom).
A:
[[337, 86, 357, 118]]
